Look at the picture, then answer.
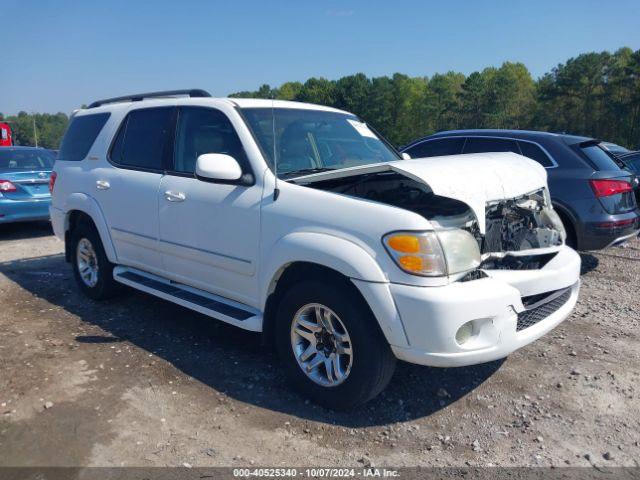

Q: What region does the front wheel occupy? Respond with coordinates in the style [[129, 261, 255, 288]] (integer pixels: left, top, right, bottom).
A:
[[275, 280, 396, 410]]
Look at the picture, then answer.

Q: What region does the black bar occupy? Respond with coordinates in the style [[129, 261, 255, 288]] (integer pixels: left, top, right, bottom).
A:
[[87, 89, 211, 108]]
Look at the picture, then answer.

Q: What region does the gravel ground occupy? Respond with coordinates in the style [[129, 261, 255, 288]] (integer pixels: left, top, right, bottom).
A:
[[0, 222, 638, 468]]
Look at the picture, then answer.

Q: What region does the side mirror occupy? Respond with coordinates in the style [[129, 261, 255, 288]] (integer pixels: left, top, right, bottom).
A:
[[401, 152, 411, 160], [196, 154, 242, 182]]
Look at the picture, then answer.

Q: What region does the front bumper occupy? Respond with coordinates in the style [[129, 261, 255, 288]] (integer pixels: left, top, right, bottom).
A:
[[360, 245, 581, 368], [0, 196, 51, 223]]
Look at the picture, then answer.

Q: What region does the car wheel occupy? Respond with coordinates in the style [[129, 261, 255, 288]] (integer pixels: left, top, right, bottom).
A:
[[70, 222, 119, 300], [275, 280, 396, 410]]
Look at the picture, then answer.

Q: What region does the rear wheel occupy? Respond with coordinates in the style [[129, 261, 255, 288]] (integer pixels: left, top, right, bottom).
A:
[[275, 280, 396, 410], [70, 222, 119, 300]]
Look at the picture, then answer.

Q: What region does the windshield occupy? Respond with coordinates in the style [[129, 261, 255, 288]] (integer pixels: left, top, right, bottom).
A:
[[0, 149, 55, 171], [241, 108, 400, 178]]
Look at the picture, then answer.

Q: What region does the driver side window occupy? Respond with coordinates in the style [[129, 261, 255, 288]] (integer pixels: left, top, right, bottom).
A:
[[173, 107, 248, 174]]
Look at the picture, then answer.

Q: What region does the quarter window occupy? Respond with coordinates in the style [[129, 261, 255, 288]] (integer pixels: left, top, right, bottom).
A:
[[404, 137, 465, 158], [59, 113, 110, 161], [463, 137, 520, 154], [173, 107, 247, 174], [110, 107, 173, 170], [517, 141, 554, 167], [580, 144, 622, 171]]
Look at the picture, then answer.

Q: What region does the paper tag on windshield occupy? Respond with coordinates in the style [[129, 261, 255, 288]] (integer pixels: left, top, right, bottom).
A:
[[347, 119, 377, 138]]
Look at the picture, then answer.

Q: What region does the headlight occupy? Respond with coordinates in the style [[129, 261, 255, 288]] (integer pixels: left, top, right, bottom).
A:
[[436, 229, 482, 274], [383, 229, 480, 277]]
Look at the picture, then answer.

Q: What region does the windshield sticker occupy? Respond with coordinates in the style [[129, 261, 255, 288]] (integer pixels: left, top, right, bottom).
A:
[[347, 119, 377, 139]]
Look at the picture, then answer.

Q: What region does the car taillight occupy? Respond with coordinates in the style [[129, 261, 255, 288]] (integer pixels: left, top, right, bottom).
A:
[[0, 180, 17, 192], [589, 179, 633, 198], [49, 171, 57, 193]]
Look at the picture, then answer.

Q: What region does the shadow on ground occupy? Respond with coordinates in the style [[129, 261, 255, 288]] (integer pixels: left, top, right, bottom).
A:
[[578, 252, 599, 275], [0, 221, 54, 240], [0, 253, 503, 427]]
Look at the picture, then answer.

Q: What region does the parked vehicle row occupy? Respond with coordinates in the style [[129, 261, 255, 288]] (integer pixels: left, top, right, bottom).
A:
[[49, 90, 581, 409], [401, 130, 640, 250]]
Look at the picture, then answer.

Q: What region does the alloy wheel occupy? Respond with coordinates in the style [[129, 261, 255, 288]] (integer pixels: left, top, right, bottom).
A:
[[290, 303, 353, 387], [76, 238, 99, 288]]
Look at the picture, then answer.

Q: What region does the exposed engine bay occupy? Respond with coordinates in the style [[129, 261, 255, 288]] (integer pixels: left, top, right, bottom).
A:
[[483, 192, 563, 254], [301, 171, 564, 268]]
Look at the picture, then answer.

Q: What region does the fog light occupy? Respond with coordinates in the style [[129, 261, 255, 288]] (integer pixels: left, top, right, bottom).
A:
[[456, 321, 474, 345]]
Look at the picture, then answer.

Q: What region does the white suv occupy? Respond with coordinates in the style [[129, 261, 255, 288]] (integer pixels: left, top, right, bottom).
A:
[[50, 90, 581, 409]]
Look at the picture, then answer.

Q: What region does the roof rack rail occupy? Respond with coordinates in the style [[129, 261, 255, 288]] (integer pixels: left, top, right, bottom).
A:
[[87, 89, 211, 109]]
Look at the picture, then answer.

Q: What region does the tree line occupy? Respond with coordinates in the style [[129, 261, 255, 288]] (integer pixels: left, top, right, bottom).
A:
[[231, 47, 640, 148], [0, 111, 68, 149], [2, 47, 639, 150]]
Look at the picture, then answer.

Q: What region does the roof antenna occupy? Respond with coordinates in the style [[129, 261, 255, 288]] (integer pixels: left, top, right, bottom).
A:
[[272, 96, 280, 201]]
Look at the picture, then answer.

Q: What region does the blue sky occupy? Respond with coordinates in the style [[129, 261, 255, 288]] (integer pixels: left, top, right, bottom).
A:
[[2, 0, 640, 115]]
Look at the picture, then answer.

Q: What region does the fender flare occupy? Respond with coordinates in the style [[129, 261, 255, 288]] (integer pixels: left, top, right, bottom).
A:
[[260, 232, 388, 303], [259, 232, 409, 348], [63, 192, 118, 263]]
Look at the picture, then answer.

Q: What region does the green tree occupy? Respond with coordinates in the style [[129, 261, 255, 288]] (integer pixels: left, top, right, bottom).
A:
[[276, 81, 303, 100], [297, 77, 337, 105], [334, 73, 371, 115], [425, 71, 465, 132]]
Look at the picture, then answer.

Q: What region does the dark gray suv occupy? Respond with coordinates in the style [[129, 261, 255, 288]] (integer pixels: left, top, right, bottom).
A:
[[401, 130, 640, 250]]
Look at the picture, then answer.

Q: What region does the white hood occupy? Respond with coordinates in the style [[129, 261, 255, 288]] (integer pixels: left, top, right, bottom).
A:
[[292, 152, 548, 233]]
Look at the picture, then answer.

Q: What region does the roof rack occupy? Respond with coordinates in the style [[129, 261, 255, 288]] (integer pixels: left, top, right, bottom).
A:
[[87, 89, 211, 109]]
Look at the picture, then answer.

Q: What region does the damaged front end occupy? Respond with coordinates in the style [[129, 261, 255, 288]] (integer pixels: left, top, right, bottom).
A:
[[482, 189, 565, 254], [297, 167, 566, 275], [478, 189, 566, 271]]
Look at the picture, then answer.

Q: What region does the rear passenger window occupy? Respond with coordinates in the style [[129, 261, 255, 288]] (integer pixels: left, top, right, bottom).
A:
[[463, 137, 519, 154], [110, 108, 173, 170], [58, 113, 110, 161], [173, 107, 248, 174], [517, 141, 554, 167], [404, 137, 465, 158]]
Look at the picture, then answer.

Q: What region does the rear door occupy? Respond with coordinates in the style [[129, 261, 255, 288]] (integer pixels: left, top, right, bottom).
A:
[[157, 106, 261, 305], [96, 107, 174, 274]]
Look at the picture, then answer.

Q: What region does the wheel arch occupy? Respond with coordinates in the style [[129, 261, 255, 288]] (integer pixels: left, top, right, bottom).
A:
[[62, 193, 117, 263], [259, 232, 397, 348], [261, 261, 388, 348]]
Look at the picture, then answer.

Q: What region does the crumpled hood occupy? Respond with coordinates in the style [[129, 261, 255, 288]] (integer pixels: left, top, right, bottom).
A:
[[292, 152, 548, 233]]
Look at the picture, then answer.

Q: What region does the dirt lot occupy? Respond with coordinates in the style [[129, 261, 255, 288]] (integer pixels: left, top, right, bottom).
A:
[[0, 222, 638, 468]]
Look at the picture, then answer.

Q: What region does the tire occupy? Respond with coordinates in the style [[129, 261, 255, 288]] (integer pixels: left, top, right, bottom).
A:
[[275, 279, 396, 410], [70, 221, 119, 300]]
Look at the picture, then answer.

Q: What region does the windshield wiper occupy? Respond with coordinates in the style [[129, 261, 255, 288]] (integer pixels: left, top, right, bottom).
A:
[[281, 167, 336, 179]]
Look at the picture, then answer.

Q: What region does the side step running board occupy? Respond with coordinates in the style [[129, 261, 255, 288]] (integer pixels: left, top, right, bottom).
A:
[[113, 267, 262, 332]]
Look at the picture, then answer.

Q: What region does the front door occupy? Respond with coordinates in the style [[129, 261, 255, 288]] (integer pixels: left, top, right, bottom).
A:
[[157, 106, 261, 306]]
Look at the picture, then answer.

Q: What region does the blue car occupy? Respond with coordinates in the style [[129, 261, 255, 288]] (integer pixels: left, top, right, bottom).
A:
[[0, 147, 55, 224]]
